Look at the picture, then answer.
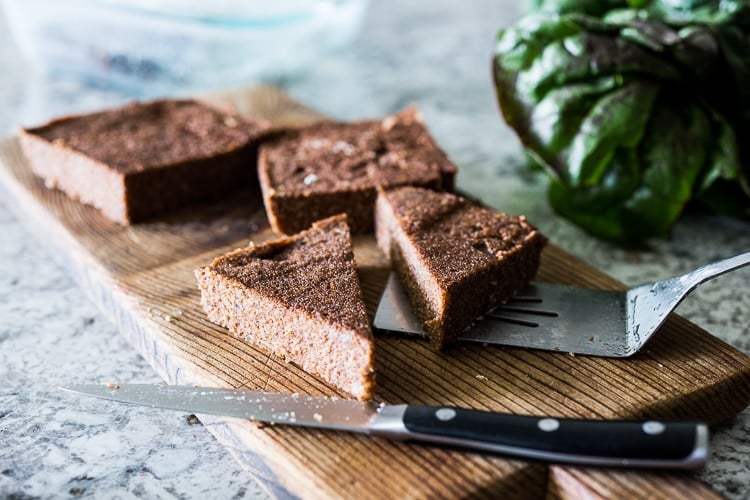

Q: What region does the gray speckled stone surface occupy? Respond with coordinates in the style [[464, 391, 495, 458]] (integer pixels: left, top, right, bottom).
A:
[[1, 1, 749, 498]]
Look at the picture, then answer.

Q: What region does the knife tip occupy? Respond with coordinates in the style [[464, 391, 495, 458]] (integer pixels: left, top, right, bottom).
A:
[[58, 382, 122, 393]]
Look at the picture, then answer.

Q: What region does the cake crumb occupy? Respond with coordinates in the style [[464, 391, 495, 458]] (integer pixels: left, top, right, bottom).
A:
[[313, 413, 323, 422], [332, 141, 356, 155], [568, 352, 576, 357], [106, 382, 120, 390], [381, 115, 398, 131], [305, 138, 328, 149]]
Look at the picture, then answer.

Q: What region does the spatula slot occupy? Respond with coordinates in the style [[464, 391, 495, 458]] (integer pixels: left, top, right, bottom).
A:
[[491, 305, 558, 317], [486, 316, 540, 328]]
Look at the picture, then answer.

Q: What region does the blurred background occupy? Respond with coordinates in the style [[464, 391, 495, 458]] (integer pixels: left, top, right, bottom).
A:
[[0, 0, 370, 97]]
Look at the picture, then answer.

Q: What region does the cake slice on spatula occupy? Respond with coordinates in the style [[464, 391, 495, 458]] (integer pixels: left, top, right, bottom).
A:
[[195, 214, 375, 400], [375, 186, 546, 349]]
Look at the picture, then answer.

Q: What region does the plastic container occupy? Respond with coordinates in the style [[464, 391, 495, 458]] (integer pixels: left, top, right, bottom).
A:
[[1, 0, 369, 96]]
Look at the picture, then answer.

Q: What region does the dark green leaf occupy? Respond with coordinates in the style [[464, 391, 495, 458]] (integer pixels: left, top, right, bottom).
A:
[[494, 5, 750, 244]]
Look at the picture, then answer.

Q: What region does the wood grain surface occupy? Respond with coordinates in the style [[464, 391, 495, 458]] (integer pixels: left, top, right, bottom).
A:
[[1, 86, 749, 499]]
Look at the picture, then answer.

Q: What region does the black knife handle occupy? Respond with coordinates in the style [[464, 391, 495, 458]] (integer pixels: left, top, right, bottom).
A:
[[397, 405, 708, 469]]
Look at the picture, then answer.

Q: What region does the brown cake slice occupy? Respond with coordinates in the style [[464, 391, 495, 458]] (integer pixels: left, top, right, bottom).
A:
[[258, 107, 457, 235], [375, 186, 546, 349], [195, 214, 375, 400], [19, 99, 272, 224]]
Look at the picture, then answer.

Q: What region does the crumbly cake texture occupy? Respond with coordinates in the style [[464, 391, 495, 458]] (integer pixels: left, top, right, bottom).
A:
[[258, 107, 457, 235], [375, 186, 547, 349], [195, 214, 376, 400], [19, 99, 272, 224]]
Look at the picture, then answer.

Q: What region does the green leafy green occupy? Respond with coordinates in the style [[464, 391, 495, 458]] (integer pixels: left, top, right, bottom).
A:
[[494, 0, 750, 243]]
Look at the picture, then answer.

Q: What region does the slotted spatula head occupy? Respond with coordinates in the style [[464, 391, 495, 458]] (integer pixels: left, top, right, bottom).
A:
[[374, 251, 750, 357], [374, 273, 632, 357]]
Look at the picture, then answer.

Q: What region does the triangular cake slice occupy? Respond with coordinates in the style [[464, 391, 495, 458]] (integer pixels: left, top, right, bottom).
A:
[[375, 186, 546, 349], [195, 214, 375, 400]]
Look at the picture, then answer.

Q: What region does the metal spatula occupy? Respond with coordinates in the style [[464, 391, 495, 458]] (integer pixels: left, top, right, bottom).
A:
[[374, 251, 750, 357]]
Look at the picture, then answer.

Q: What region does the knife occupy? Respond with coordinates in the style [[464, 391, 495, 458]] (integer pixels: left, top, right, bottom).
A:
[[61, 383, 709, 469]]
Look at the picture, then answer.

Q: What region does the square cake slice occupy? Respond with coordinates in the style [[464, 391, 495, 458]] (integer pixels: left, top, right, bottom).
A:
[[375, 186, 547, 349], [258, 107, 457, 235], [19, 99, 272, 224], [195, 214, 375, 400]]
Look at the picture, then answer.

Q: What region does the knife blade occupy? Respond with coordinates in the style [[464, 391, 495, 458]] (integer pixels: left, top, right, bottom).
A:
[[60, 383, 709, 469]]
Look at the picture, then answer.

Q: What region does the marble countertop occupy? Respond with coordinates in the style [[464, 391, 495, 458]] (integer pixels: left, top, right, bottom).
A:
[[1, 1, 749, 498]]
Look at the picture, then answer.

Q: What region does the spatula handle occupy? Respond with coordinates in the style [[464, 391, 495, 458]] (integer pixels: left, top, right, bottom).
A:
[[377, 405, 709, 470], [677, 250, 750, 291]]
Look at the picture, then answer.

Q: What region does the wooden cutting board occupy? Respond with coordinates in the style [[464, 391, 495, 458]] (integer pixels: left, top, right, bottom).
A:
[[1, 86, 747, 499]]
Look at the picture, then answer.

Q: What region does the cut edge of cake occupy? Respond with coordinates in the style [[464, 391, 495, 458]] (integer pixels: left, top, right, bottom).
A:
[[194, 214, 376, 400], [19, 129, 130, 223]]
